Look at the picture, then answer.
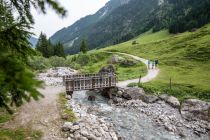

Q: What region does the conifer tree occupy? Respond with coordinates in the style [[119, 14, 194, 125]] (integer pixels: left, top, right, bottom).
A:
[[36, 33, 54, 58], [54, 42, 65, 58], [0, 0, 66, 112], [80, 40, 88, 53]]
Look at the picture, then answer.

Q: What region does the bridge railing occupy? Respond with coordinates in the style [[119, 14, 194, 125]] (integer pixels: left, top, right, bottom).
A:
[[63, 73, 117, 92]]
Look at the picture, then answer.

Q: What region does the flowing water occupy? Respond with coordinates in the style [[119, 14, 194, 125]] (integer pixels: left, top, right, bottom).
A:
[[71, 90, 206, 140]]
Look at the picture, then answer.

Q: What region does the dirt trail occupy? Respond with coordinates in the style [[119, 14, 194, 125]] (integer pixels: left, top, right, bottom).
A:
[[106, 52, 160, 87], [4, 86, 65, 140]]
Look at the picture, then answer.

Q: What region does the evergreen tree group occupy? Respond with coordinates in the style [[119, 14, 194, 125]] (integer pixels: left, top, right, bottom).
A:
[[80, 40, 88, 53], [36, 33, 65, 58]]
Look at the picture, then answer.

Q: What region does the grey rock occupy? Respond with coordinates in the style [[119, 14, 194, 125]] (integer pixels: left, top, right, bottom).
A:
[[76, 137, 88, 140], [110, 132, 118, 140], [142, 95, 159, 103], [122, 87, 145, 100], [108, 55, 124, 64], [159, 94, 180, 108], [113, 97, 124, 104], [181, 99, 210, 121], [99, 64, 115, 74], [88, 95, 96, 101], [73, 122, 79, 125], [80, 130, 89, 137], [62, 122, 73, 132], [159, 94, 169, 100], [71, 125, 80, 131], [108, 99, 114, 105], [166, 96, 180, 108], [117, 91, 123, 97], [87, 134, 97, 140]]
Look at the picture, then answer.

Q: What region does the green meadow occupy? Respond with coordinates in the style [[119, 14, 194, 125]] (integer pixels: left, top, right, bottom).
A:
[[99, 24, 210, 101]]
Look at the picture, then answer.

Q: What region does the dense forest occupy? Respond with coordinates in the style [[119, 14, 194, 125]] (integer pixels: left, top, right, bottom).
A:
[[50, 0, 210, 54], [36, 33, 65, 58]]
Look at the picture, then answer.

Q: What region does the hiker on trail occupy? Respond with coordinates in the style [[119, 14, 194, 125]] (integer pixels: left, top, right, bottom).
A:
[[148, 60, 151, 69], [152, 61, 155, 69], [155, 59, 159, 68]]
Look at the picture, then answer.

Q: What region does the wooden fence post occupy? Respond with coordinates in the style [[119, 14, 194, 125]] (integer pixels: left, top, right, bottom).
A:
[[138, 75, 142, 84], [170, 77, 172, 89]]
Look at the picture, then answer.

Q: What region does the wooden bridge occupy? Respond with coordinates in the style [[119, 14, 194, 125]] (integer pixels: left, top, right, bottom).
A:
[[63, 73, 117, 96]]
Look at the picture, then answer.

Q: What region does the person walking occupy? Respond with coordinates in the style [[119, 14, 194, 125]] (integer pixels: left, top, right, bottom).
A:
[[152, 61, 155, 69], [155, 58, 159, 69], [148, 60, 151, 69]]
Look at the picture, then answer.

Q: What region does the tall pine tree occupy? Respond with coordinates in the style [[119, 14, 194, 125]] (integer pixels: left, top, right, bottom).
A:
[[80, 40, 88, 53], [54, 42, 65, 58], [36, 33, 54, 58]]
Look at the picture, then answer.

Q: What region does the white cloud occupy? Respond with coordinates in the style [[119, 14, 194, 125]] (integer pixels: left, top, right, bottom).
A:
[[31, 0, 109, 38]]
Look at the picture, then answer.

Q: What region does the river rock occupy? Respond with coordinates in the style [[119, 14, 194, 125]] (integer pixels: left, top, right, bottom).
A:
[[142, 95, 159, 103], [88, 96, 96, 101], [159, 94, 180, 108], [159, 94, 169, 100], [117, 91, 123, 97], [62, 122, 73, 132], [110, 131, 118, 140], [181, 99, 210, 121], [122, 87, 145, 100], [166, 96, 180, 108], [113, 97, 124, 104], [71, 125, 80, 131], [87, 134, 97, 140]]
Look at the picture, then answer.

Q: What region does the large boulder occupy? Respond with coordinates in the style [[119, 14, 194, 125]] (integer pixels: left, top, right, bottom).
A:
[[181, 99, 210, 121], [166, 96, 180, 108], [159, 94, 180, 108], [122, 87, 145, 100], [99, 64, 115, 74], [120, 59, 137, 66], [108, 55, 124, 64], [142, 95, 159, 103]]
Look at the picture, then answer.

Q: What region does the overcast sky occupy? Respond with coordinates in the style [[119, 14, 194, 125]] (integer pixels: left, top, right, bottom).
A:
[[31, 0, 109, 38]]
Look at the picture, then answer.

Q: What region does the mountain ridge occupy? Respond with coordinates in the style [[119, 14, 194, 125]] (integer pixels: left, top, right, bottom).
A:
[[50, 0, 210, 54]]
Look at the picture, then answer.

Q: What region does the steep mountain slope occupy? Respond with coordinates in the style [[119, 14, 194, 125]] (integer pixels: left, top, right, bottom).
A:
[[50, 0, 130, 49], [51, 0, 210, 54]]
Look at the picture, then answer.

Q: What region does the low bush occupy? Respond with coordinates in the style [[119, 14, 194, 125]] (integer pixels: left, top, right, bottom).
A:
[[28, 56, 51, 70], [49, 56, 65, 67]]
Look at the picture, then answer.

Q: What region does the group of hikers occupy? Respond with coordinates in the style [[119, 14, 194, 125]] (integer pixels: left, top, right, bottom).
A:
[[148, 59, 158, 69]]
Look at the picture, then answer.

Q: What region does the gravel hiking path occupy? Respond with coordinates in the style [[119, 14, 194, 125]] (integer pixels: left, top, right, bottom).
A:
[[106, 52, 160, 87], [4, 86, 66, 140]]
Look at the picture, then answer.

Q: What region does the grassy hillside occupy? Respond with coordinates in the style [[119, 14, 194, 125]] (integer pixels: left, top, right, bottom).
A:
[[101, 24, 210, 101], [67, 51, 147, 81]]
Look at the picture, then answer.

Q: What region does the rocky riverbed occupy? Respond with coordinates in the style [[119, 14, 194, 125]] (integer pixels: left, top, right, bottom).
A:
[[62, 93, 119, 140], [37, 67, 77, 86], [38, 67, 210, 140]]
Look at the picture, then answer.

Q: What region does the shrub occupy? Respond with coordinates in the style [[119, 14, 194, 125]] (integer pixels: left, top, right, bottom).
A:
[[132, 40, 138, 45], [49, 56, 65, 67], [76, 53, 91, 66], [28, 56, 51, 70]]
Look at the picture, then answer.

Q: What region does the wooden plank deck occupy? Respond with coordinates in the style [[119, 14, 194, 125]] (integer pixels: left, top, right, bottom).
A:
[[63, 73, 117, 92]]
